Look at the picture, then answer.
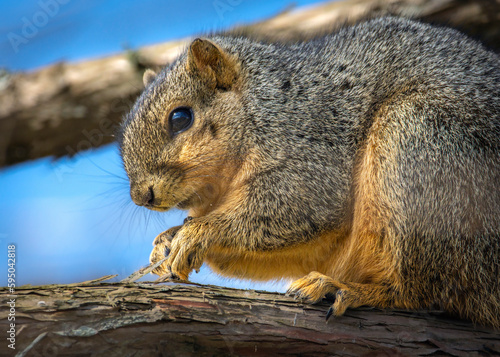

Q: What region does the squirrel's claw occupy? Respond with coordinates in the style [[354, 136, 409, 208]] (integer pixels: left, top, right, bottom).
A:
[[325, 307, 334, 321], [286, 286, 314, 303], [326, 290, 352, 323], [155, 266, 180, 283], [325, 290, 350, 322]]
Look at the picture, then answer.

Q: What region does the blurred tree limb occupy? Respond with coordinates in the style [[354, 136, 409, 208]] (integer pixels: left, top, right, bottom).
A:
[[1, 0, 500, 167], [1, 280, 498, 356]]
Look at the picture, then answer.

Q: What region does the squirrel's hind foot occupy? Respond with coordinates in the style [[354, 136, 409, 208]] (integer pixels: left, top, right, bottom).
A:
[[288, 271, 408, 320], [287, 271, 342, 303], [287, 272, 355, 318]]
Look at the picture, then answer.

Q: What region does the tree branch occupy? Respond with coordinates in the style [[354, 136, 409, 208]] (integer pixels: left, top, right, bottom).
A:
[[1, 281, 499, 356]]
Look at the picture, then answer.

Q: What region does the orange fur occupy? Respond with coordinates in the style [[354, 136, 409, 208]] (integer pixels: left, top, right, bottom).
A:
[[288, 111, 408, 312], [205, 228, 346, 281]]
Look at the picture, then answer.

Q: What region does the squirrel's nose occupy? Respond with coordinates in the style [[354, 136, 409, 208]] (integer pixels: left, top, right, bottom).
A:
[[131, 185, 155, 207]]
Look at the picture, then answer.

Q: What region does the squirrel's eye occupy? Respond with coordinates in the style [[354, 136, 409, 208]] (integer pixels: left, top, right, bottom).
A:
[[169, 107, 194, 136]]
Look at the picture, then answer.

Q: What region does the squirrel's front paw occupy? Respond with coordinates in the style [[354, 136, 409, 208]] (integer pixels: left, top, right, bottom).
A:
[[149, 225, 182, 276], [161, 222, 208, 281]]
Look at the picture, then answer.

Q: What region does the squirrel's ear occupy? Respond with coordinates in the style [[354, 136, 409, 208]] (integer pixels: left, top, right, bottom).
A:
[[187, 38, 239, 90], [143, 69, 157, 87]]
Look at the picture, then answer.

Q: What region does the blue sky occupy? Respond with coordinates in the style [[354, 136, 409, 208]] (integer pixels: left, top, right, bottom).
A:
[[1, 0, 326, 71], [0, 0, 327, 291]]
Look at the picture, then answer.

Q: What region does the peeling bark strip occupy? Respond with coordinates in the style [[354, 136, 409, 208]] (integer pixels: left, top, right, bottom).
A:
[[1, 0, 500, 167], [0, 281, 498, 356]]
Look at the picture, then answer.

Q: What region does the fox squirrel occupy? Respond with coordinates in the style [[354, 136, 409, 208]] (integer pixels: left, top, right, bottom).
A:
[[119, 17, 500, 327]]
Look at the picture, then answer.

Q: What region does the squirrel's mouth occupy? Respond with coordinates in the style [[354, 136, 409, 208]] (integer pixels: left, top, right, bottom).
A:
[[144, 204, 170, 212], [141, 193, 197, 212]]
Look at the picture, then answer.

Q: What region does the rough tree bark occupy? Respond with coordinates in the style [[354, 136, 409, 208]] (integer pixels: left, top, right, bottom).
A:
[[1, 277, 499, 357], [1, 0, 500, 166]]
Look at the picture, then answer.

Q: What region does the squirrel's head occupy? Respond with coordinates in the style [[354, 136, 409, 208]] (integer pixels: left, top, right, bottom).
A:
[[119, 38, 245, 213]]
